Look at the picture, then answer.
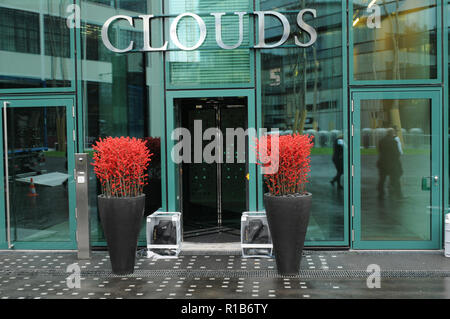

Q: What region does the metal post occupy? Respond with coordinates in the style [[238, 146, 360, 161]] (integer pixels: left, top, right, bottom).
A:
[[3, 101, 12, 249], [75, 153, 90, 259], [445, 214, 450, 258]]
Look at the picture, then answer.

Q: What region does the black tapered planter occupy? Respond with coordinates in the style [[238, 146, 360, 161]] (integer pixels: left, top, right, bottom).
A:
[[264, 193, 312, 276], [98, 194, 145, 275]]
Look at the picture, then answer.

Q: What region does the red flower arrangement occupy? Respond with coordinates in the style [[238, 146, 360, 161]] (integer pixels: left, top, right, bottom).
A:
[[254, 133, 314, 196], [92, 137, 152, 197]]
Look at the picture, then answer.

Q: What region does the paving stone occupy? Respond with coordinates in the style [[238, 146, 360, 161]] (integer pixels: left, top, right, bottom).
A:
[[0, 251, 448, 299]]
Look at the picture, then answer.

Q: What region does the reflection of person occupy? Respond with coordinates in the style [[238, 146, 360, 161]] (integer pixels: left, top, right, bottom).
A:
[[377, 128, 404, 199], [330, 135, 344, 189]]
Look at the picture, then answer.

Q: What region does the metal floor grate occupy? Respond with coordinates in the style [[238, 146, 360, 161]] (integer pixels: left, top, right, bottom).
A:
[[1, 268, 450, 279]]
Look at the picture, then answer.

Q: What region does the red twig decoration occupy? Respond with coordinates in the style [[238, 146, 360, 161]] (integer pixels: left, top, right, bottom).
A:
[[92, 137, 153, 198], [253, 133, 314, 196]]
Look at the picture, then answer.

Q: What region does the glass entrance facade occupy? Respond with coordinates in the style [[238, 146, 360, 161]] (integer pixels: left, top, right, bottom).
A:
[[0, 0, 448, 250], [177, 97, 248, 238]]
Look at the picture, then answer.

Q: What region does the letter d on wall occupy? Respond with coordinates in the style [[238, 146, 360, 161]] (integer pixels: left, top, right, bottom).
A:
[[254, 11, 290, 49]]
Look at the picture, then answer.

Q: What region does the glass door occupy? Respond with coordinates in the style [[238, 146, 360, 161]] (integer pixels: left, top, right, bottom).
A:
[[180, 100, 219, 232], [177, 97, 248, 237], [0, 98, 76, 249], [219, 103, 248, 229], [352, 90, 441, 249]]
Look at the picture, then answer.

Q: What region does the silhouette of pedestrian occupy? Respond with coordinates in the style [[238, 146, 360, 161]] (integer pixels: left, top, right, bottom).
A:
[[330, 135, 344, 189], [377, 128, 405, 199]]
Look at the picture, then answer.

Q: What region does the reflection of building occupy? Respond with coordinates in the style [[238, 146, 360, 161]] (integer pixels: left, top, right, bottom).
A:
[[353, 0, 437, 80], [261, 1, 343, 134], [0, 0, 448, 252], [0, 2, 72, 87]]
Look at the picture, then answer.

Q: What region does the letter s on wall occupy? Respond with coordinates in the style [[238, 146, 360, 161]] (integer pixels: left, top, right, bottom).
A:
[[102, 15, 134, 53], [295, 9, 317, 47]]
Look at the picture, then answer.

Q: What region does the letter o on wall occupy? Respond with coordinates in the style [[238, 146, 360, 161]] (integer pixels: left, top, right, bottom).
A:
[[170, 13, 207, 51]]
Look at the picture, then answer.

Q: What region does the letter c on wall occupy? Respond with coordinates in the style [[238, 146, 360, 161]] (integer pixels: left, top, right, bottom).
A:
[[102, 15, 134, 53]]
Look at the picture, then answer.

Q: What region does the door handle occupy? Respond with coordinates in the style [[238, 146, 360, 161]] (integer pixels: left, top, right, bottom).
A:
[[433, 176, 439, 184], [421, 176, 439, 191]]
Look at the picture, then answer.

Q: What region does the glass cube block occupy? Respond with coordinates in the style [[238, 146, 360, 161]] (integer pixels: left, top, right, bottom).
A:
[[146, 210, 181, 258], [241, 211, 273, 258]]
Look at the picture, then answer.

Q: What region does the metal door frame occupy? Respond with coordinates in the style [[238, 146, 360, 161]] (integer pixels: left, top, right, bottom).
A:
[[164, 89, 256, 236], [0, 96, 77, 250], [351, 88, 442, 249]]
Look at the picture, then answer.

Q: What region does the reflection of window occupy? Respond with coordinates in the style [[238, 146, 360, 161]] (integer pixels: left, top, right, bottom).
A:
[[261, 1, 344, 243], [82, 23, 143, 61], [0, 7, 40, 54], [44, 15, 70, 58], [84, 77, 147, 147], [82, 23, 116, 62], [167, 0, 251, 85], [118, 30, 144, 51], [306, 101, 337, 112], [353, 0, 438, 80], [86, 0, 147, 12], [87, 0, 113, 7], [118, 0, 147, 12], [269, 68, 281, 86]]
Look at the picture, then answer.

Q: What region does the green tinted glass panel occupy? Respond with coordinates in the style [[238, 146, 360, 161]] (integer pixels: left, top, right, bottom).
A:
[[352, 0, 438, 81], [80, 0, 162, 245], [7, 106, 70, 242], [0, 0, 74, 88], [260, 1, 345, 242], [166, 0, 252, 86], [447, 1, 449, 212], [359, 99, 432, 241]]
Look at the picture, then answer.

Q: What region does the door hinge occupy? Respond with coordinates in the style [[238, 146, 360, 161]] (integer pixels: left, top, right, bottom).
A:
[[351, 124, 354, 137], [352, 205, 355, 218], [352, 229, 355, 242], [72, 105, 75, 118], [351, 100, 354, 112], [73, 129, 76, 141], [352, 165, 354, 177]]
